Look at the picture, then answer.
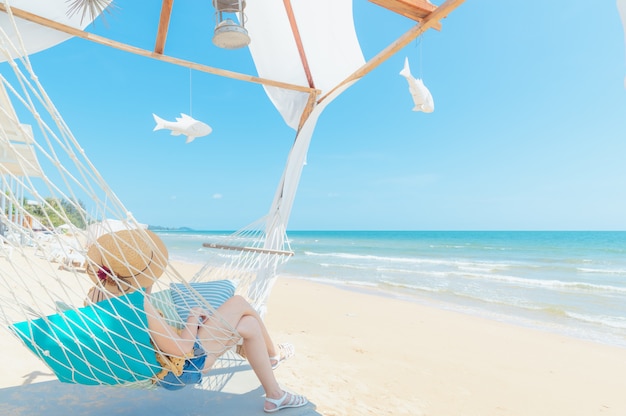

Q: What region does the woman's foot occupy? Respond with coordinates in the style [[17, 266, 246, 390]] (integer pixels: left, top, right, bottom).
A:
[[264, 390, 308, 413], [270, 343, 295, 370]]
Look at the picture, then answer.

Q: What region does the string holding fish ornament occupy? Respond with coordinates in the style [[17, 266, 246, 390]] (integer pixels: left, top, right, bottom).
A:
[[399, 56, 434, 113]]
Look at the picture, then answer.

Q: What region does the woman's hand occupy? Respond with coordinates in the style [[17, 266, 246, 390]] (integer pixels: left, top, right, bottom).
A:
[[188, 307, 208, 325]]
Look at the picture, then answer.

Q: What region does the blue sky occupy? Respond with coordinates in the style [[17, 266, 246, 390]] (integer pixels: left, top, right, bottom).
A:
[[11, 1, 626, 231]]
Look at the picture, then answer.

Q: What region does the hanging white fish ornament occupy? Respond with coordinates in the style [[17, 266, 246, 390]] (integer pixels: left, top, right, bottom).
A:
[[152, 113, 212, 143], [399, 57, 434, 113]]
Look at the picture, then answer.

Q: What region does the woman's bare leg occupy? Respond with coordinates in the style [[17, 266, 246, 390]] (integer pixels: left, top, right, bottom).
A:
[[233, 315, 306, 411], [235, 316, 282, 395], [196, 296, 306, 411], [206, 295, 278, 357]]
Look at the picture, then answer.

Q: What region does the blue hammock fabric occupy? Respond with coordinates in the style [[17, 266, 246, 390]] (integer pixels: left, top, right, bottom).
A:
[[10, 291, 160, 385]]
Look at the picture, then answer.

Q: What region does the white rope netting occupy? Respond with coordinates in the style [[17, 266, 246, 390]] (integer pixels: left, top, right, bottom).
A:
[[0, 4, 292, 390]]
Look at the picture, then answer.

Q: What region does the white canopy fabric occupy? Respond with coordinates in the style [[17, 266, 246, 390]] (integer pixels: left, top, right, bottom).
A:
[[0, 0, 107, 62], [245, 0, 366, 130], [0, 81, 42, 177], [0, 139, 42, 177], [244, 0, 367, 248]]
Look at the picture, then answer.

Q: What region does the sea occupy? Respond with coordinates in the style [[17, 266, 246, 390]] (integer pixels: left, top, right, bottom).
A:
[[155, 230, 626, 349]]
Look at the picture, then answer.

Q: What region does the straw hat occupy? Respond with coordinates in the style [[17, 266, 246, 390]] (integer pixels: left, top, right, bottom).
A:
[[86, 229, 168, 292]]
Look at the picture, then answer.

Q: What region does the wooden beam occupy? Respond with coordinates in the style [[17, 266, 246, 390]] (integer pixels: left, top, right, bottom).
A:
[[369, 0, 440, 30], [0, 3, 316, 94], [319, 0, 465, 104], [154, 0, 174, 54], [283, 0, 315, 89], [368, 0, 436, 21], [202, 243, 294, 257], [296, 90, 319, 132]]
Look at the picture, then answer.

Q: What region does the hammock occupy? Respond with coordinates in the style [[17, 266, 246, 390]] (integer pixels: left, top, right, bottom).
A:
[[0, 0, 462, 390], [0, 60, 292, 387]]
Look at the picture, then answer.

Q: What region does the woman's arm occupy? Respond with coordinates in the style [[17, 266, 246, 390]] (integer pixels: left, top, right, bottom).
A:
[[144, 297, 206, 357]]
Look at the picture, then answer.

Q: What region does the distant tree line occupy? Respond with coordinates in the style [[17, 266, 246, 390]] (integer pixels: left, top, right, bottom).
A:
[[23, 197, 86, 230]]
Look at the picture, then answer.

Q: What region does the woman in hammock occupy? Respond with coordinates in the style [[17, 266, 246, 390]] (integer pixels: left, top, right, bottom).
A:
[[85, 229, 308, 413]]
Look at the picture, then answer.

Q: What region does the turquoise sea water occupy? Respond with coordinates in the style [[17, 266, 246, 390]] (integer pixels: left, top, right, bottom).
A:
[[155, 230, 626, 348]]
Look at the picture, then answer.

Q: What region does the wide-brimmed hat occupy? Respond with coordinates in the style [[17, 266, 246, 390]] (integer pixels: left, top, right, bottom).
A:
[[86, 229, 168, 292]]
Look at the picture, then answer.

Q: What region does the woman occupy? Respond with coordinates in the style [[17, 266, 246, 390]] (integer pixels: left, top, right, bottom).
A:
[[144, 292, 307, 413], [85, 229, 308, 413]]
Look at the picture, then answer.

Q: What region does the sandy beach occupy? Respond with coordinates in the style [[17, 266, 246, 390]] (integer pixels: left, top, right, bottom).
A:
[[265, 278, 626, 416], [2, 254, 626, 415]]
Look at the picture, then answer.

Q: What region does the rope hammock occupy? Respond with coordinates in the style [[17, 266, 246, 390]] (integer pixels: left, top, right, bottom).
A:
[[0, 8, 293, 391], [0, 0, 462, 392]]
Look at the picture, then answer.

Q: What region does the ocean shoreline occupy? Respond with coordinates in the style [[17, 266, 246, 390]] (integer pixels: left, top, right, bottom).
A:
[[165, 226, 626, 351], [278, 272, 626, 350]]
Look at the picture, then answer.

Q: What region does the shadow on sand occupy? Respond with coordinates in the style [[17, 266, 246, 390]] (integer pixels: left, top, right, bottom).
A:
[[0, 365, 320, 416]]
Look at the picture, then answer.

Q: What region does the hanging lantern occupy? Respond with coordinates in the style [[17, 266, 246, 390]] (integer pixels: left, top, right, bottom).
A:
[[212, 0, 250, 49]]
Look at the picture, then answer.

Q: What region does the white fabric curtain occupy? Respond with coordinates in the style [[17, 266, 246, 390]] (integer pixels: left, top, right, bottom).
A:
[[245, 0, 366, 244], [0, 82, 41, 176], [0, 0, 107, 62], [245, 0, 365, 130], [262, 83, 357, 248]]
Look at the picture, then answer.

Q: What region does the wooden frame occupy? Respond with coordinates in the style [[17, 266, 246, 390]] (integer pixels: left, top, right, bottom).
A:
[[0, 0, 465, 116], [0, 3, 314, 94], [154, 0, 174, 54], [369, 0, 436, 21], [203, 243, 294, 256], [283, 0, 315, 89]]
